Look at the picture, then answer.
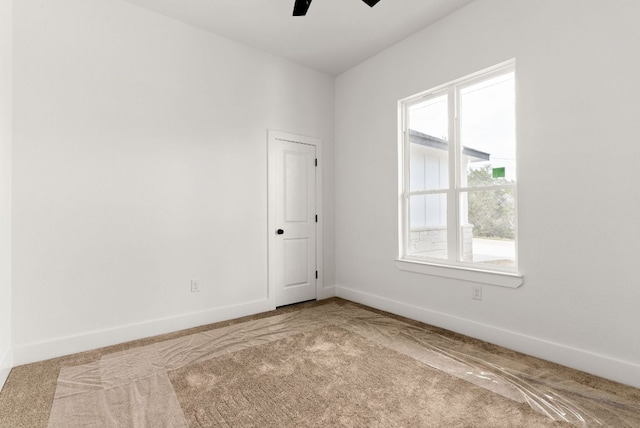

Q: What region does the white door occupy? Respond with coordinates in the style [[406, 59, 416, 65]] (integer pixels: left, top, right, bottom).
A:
[[268, 131, 317, 307]]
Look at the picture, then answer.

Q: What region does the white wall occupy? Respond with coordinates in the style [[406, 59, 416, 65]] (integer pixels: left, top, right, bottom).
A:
[[12, 0, 334, 363], [335, 0, 640, 388], [0, 0, 13, 390]]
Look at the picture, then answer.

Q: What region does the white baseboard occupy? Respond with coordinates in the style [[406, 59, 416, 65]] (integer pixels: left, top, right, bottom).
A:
[[317, 285, 336, 300], [0, 348, 13, 392], [336, 286, 640, 389], [13, 299, 273, 367]]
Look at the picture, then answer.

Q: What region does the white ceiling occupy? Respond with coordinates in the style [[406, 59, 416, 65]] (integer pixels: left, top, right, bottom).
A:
[[122, 0, 476, 75]]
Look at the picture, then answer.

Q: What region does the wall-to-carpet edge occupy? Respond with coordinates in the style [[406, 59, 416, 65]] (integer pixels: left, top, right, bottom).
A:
[[12, 299, 273, 367], [0, 349, 12, 391], [336, 286, 640, 389]]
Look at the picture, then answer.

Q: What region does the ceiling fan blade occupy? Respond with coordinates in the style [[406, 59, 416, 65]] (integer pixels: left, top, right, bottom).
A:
[[362, 0, 381, 7], [293, 0, 312, 16]]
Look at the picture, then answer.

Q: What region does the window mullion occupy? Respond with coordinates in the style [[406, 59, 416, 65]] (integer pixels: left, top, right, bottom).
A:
[[447, 87, 458, 263], [401, 113, 410, 259], [407, 189, 450, 197]]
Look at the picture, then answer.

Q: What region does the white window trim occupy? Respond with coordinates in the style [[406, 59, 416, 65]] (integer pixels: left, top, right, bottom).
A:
[[395, 259, 523, 288], [397, 60, 522, 288]]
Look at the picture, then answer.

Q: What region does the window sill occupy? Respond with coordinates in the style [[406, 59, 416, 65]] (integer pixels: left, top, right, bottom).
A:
[[395, 259, 523, 288]]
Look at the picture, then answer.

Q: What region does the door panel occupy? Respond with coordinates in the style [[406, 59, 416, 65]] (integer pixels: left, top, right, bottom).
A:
[[284, 151, 309, 223], [284, 238, 309, 286], [268, 133, 317, 307]]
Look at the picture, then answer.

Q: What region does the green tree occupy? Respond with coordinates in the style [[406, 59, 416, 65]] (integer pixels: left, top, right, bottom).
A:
[[467, 167, 515, 240]]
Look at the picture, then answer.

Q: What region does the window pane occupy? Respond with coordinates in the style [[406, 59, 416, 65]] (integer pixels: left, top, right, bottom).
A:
[[459, 72, 515, 187], [408, 95, 449, 191], [408, 194, 447, 260], [460, 189, 515, 267]]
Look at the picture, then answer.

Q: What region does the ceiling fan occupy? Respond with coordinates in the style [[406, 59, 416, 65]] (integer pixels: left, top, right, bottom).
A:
[[293, 0, 381, 16]]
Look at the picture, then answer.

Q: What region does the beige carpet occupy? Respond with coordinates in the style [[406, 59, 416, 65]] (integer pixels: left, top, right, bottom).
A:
[[170, 325, 561, 427], [1, 299, 639, 427]]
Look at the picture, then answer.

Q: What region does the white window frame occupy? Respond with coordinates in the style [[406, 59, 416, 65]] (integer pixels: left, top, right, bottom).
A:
[[397, 61, 523, 288]]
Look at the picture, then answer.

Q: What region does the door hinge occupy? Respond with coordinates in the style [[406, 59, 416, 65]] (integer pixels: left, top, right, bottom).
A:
[[315, 158, 318, 167], [315, 271, 318, 279]]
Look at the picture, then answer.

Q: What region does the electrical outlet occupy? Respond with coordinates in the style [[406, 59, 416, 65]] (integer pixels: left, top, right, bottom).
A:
[[191, 279, 200, 293], [472, 285, 482, 301]]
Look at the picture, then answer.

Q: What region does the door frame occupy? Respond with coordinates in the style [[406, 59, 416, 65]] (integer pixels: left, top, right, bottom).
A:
[[267, 130, 323, 308]]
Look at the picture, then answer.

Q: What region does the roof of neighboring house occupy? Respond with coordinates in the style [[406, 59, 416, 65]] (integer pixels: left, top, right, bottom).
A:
[[409, 129, 490, 161]]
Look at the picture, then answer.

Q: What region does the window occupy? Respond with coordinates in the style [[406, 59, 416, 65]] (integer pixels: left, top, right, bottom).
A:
[[399, 62, 519, 280]]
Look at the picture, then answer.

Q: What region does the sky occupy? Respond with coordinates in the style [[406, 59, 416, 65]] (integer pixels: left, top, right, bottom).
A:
[[408, 72, 516, 181]]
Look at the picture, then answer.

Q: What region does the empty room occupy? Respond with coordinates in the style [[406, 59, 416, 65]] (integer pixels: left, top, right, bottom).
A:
[[1, 0, 639, 426]]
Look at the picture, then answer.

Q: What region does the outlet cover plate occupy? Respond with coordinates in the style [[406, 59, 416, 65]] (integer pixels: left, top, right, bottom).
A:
[[472, 285, 482, 300]]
